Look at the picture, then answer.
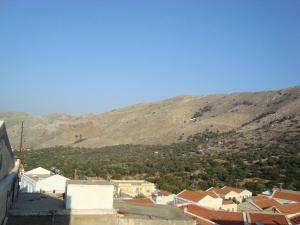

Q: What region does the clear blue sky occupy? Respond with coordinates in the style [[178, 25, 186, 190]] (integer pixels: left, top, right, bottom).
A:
[[0, 0, 299, 115]]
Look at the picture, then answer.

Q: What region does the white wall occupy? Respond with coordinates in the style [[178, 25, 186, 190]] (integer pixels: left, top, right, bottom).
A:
[[197, 196, 222, 210], [20, 175, 36, 192], [21, 172, 69, 193], [154, 194, 175, 205], [66, 183, 114, 210], [37, 175, 69, 193]]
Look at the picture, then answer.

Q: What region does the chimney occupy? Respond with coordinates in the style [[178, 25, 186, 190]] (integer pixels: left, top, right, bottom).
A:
[[183, 206, 187, 213]]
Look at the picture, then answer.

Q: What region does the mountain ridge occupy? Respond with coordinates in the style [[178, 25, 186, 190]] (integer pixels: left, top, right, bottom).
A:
[[1, 85, 299, 150]]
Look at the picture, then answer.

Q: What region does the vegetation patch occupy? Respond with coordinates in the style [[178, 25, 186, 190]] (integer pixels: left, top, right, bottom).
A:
[[17, 131, 300, 195], [191, 105, 212, 119]]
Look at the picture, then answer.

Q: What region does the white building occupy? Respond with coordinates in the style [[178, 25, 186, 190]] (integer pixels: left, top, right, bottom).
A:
[[207, 186, 252, 203], [20, 167, 69, 193], [175, 190, 223, 210], [65, 180, 115, 213], [152, 190, 175, 205], [0, 121, 20, 225]]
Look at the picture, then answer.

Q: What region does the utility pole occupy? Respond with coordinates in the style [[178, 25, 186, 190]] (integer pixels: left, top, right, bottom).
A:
[[19, 121, 24, 152]]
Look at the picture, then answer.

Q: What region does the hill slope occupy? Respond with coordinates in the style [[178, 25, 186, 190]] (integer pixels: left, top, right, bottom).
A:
[[1, 86, 300, 150]]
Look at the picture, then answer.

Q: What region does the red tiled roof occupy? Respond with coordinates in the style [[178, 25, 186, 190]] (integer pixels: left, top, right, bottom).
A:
[[158, 190, 172, 196], [177, 190, 220, 202], [251, 198, 281, 210], [208, 187, 229, 195], [273, 202, 300, 214], [124, 198, 153, 204], [290, 214, 300, 225], [273, 190, 300, 202], [250, 195, 269, 201], [247, 212, 290, 225], [221, 186, 245, 194], [181, 204, 244, 225], [208, 186, 246, 195], [222, 200, 235, 205], [196, 217, 216, 225]]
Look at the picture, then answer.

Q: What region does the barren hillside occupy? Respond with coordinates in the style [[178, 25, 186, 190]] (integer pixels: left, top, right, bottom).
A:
[[1, 86, 299, 150]]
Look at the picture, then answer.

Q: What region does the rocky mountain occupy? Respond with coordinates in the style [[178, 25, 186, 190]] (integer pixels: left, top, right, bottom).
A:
[[1, 86, 299, 150]]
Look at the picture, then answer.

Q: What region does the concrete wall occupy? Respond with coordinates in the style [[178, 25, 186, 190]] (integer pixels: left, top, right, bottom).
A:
[[7, 215, 196, 225], [66, 184, 114, 210]]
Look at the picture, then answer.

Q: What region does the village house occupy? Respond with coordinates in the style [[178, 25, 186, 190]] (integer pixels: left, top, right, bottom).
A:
[[175, 190, 222, 210], [272, 189, 300, 204], [269, 202, 300, 218], [246, 212, 290, 225], [110, 179, 156, 197], [181, 203, 291, 225], [180, 203, 245, 225], [0, 121, 20, 225], [239, 195, 282, 212], [20, 167, 69, 193], [152, 190, 175, 205], [207, 186, 252, 203], [220, 200, 238, 212]]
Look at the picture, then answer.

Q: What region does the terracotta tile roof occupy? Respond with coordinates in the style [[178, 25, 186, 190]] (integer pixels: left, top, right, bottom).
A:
[[247, 212, 290, 225], [177, 190, 220, 202], [250, 195, 269, 201], [273, 202, 300, 214], [124, 198, 153, 204], [208, 187, 229, 195], [273, 190, 300, 202], [196, 217, 216, 225], [157, 190, 173, 196], [221, 186, 245, 194], [290, 214, 300, 225], [181, 204, 244, 225], [222, 200, 235, 205], [208, 186, 247, 195], [251, 198, 281, 210]]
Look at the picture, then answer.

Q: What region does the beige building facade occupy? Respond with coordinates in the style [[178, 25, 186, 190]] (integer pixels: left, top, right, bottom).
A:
[[111, 180, 156, 197]]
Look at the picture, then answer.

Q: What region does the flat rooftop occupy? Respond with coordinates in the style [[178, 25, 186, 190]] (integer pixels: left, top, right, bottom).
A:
[[114, 200, 191, 220], [8, 193, 193, 222], [67, 180, 112, 185]]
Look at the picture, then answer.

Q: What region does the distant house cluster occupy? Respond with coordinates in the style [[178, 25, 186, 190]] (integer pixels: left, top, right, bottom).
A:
[[15, 164, 300, 225], [175, 187, 300, 225]]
